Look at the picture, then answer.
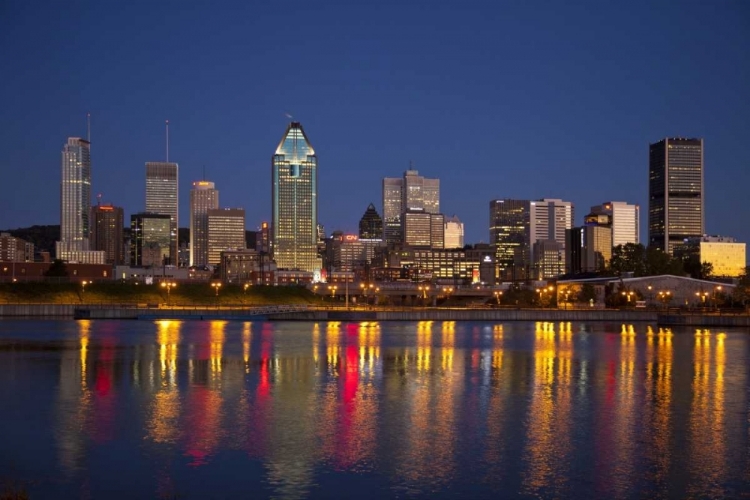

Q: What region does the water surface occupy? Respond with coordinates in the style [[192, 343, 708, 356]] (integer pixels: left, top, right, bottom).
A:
[[0, 319, 748, 499]]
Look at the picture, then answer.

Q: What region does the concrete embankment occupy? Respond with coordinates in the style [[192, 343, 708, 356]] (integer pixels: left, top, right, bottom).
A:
[[0, 304, 77, 317]]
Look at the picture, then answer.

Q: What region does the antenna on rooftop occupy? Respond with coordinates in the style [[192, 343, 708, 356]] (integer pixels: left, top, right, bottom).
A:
[[203, 165, 206, 181], [97, 193, 102, 206], [165, 120, 170, 162], [87, 113, 91, 143]]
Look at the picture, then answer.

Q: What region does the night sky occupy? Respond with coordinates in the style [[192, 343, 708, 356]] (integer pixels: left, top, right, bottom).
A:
[[1, 1, 748, 246]]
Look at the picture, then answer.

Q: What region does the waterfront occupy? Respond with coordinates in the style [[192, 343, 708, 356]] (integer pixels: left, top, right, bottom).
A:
[[0, 320, 748, 499]]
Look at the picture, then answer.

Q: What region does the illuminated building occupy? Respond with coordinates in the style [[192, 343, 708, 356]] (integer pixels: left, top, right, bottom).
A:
[[0, 233, 34, 262], [322, 232, 383, 277], [565, 225, 612, 274], [589, 201, 639, 247], [490, 198, 573, 281], [649, 138, 704, 254], [403, 212, 444, 249], [190, 181, 219, 267], [489, 199, 530, 280], [271, 122, 319, 272], [207, 208, 246, 266], [90, 204, 124, 265], [145, 162, 179, 265], [532, 239, 563, 279], [359, 203, 383, 239], [130, 212, 171, 267], [444, 215, 464, 249], [372, 245, 480, 283], [382, 169, 440, 245], [680, 235, 746, 277], [56, 137, 106, 263]]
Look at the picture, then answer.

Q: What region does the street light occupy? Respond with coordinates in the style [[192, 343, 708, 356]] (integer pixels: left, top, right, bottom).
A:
[[211, 282, 222, 297], [621, 290, 634, 305], [696, 290, 708, 307], [658, 290, 672, 309], [714, 285, 723, 310], [244, 283, 250, 295], [161, 281, 176, 303], [81, 280, 89, 302], [494, 290, 503, 305], [329, 285, 337, 299]]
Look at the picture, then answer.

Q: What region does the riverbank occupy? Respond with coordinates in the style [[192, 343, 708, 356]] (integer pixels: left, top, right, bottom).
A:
[[2, 303, 750, 327]]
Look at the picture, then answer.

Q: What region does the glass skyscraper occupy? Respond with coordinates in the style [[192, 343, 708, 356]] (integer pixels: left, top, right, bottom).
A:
[[190, 180, 219, 267], [60, 137, 92, 249], [382, 169, 440, 245], [648, 138, 704, 254], [146, 162, 179, 265], [271, 122, 319, 272]]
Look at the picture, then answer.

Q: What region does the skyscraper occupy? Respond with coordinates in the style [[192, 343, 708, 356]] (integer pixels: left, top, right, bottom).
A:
[[146, 161, 179, 265], [90, 204, 124, 265], [444, 215, 464, 249], [207, 208, 246, 266], [271, 122, 319, 272], [649, 138, 704, 254], [382, 169, 440, 245], [359, 203, 383, 239], [59, 137, 92, 251], [130, 212, 171, 267], [589, 201, 639, 248], [190, 181, 219, 267]]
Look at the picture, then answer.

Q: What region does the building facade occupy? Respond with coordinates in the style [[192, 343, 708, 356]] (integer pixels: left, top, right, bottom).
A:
[[90, 204, 124, 265], [130, 213, 171, 267], [0, 233, 34, 262], [403, 212, 444, 249], [681, 235, 746, 277], [565, 225, 613, 275], [649, 138, 704, 254], [359, 203, 383, 239], [444, 215, 464, 249], [271, 122, 319, 272], [589, 201, 639, 248], [383, 169, 440, 245], [532, 239, 563, 280], [207, 208, 246, 266], [59, 137, 92, 251], [145, 161, 179, 265], [190, 180, 219, 267], [489, 199, 531, 281]]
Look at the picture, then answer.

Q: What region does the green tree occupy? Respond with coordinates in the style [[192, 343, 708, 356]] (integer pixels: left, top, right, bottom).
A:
[[645, 247, 684, 276], [608, 243, 647, 276], [578, 283, 597, 303], [732, 266, 750, 309], [44, 259, 68, 277]]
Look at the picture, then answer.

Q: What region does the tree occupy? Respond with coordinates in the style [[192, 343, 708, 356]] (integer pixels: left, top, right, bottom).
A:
[[44, 259, 68, 277], [608, 243, 647, 277], [644, 246, 683, 276], [578, 283, 597, 303], [732, 266, 750, 309]]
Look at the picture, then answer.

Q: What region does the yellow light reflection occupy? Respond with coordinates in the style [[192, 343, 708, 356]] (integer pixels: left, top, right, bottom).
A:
[[78, 319, 90, 388], [210, 321, 226, 377], [243, 322, 252, 371], [417, 321, 432, 373], [156, 320, 181, 387]]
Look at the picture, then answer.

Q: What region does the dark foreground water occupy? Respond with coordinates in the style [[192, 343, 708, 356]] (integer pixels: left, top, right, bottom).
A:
[[0, 320, 748, 499]]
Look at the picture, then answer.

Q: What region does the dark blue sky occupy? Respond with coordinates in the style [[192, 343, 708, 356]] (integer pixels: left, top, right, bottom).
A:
[[1, 1, 748, 245]]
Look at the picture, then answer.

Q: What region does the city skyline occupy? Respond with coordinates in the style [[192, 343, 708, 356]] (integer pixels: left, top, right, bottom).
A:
[[1, 2, 748, 246]]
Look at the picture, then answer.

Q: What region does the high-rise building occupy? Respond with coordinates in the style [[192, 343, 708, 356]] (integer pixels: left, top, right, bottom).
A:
[[359, 203, 383, 239], [271, 122, 319, 272], [490, 199, 531, 280], [444, 215, 464, 249], [589, 201, 639, 248], [403, 212, 444, 249], [530, 199, 574, 249], [90, 204, 124, 265], [383, 169, 440, 245], [190, 181, 219, 267], [0, 233, 34, 262], [565, 225, 613, 275], [130, 212, 171, 267], [146, 161, 179, 265], [208, 208, 246, 266], [648, 138, 704, 254], [532, 240, 563, 279]]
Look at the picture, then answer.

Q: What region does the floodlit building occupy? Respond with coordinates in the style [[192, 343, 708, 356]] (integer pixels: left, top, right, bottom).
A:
[[0, 233, 34, 262], [145, 161, 179, 265], [682, 235, 746, 277], [649, 138, 704, 255], [271, 122, 319, 272], [589, 201, 639, 247], [382, 169, 440, 245], [90, 204, 124, 265], [403, 212, 444, 249], [565, 225, 613, 275], [190, 180, 219, 267], [532, 239, 563, 279], [130, 213, 171, 267], [444, 215, 464, 249], [207, 208, 246, 266]]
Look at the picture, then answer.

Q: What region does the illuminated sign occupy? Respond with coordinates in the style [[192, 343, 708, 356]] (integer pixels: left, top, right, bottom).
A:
[[483, 255, 492, 263], [344, 234, 358, 242]]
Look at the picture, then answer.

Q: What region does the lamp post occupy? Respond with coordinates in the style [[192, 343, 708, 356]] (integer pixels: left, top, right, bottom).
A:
[[494, 290, 503, 305], [696, 290, 708, 308], [621, 290, 634, 306], [161, 281, 176, 304], [81, 280, 89, 303], [537, 288, 545, 308], [647, 285, 653, 305], [714, 285, 722, 310], [658, 290, 671, 309], [211, 282, 222, 299], [330, 285, 337, 300]]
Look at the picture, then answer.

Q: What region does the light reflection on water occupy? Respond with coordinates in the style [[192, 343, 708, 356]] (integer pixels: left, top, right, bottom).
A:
[[0, 320, 748, 499]]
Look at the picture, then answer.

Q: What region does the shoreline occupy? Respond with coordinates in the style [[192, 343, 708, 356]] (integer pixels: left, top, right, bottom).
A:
[[1, 304, 749, 327]]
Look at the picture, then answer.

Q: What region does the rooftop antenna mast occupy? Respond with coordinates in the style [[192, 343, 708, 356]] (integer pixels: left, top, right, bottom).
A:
[[165, 120, 169, 162], [203, 165, 206, 181], [97, 193, 102, 206], [87, 113, 91, 143]]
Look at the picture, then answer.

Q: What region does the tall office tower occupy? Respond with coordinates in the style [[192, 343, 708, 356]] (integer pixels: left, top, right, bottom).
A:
[[444, 215, 464, 249], [403, 212, 444, 248], [590, 201, 640, 248], [530, 199, 574, 248], [565, 225, 613, 275], [59, 137, 92, 251], [130, 213, 172, 267], [190, 181, 219, 267], [359, 203, 383, 239], [145, 161, 179, 265], [531, 240, 563, 279], [648, 138, 704, 254], [207, 208, 246, 265], [271, 122, 319, 272], [383, 169, 440, 245], [489, 199, 531, 280], [90, 204, 124, 265]]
